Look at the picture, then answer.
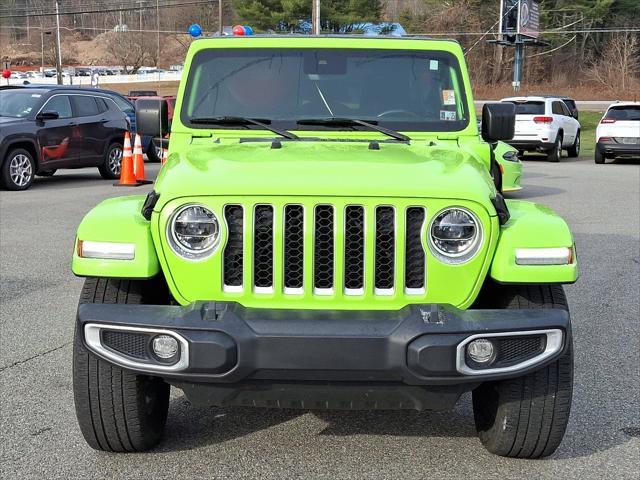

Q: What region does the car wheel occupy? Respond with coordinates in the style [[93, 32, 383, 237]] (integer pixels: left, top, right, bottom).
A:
[[146, 141, 162, 163], [1, 148, 35, 191], [567, 131, 580, 158], [37, 169, 57, 177], [73, 277, 170, 452], [595, 148, 605, 164], [472, 283, 573, 458], [547, 135, 562, 162], [98, 142, 123, 179], [490, 157, 503, 193]]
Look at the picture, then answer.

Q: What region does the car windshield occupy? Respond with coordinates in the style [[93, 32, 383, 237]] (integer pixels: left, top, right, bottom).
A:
[[607, 106, 640, 121], [0, 89, 46, 118], [181, 48, 470, 132], [504, 101, 545, 115]]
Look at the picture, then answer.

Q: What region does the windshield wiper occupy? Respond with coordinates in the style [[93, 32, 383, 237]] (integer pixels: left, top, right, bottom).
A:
[[297, 118, 410, 143], [190, 116, 299, 140]]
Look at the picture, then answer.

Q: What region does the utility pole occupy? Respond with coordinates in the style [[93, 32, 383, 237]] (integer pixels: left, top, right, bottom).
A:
[[54, 0, 63, 85], [312, 0, 320, 35], [136, 0, 144, 32], [218, 0, 223, 36]]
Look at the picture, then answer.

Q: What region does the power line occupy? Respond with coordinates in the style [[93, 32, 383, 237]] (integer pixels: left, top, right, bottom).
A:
[[2, 0, 214, 18]]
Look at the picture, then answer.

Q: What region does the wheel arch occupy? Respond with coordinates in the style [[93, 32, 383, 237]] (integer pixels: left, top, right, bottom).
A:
[[1, 138, 40, 168]]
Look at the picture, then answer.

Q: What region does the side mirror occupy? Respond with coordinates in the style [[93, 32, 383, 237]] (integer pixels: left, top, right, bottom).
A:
[[482, 103, 515, 142], [136, 98, 169, 137], [36, 110, 59, 121]]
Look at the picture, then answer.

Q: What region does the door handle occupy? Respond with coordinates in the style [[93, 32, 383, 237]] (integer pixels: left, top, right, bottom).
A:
[[68, 122, 77, 126]]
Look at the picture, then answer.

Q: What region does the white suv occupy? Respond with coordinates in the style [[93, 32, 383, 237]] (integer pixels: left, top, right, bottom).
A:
[[595, 102, 640, 164], [500, 96, 581, 162]]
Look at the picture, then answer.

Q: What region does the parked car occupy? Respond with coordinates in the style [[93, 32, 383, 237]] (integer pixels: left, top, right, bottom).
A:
[[494, 140, 522, 192], [9, 72, 27, 79], [0, 85, 129, 190], [595, 102, 640, 164], [477, 121, 522, 192], [500, 96, 581, 162], [71, 36, 578, 458]]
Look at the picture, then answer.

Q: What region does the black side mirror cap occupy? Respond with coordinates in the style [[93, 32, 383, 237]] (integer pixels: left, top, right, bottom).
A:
[[135, 98, 169, 137], [482, 103, 515, 142], [36, 110, 60, 121]]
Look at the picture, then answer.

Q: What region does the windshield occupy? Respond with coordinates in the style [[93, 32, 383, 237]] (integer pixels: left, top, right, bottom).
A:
[[181, 48, 470, 132], [607, 105, 640, 121], [504, 101, 545, 115], [0, 89, 46, 118]]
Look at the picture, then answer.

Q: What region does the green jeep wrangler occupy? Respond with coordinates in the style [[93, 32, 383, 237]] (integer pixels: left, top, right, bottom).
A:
[[71, 36, 578, 458]]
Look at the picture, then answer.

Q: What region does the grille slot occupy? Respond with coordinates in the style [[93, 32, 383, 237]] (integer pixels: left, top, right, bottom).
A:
[[375, 206, 395, 292], [314, 205, 335, 293], [102, 330, 149, 360], [495, 335, 546, 367], [405, 207, 426, 292], [344, 206, 365, 293], [284, 205, 304, 291], [223, 205, 244, 289], [253, 205, 274, 290]]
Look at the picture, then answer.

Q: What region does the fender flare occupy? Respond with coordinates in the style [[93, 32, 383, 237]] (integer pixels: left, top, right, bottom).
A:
[[490, 200, 578, 284], [72, 195, 160, 279]]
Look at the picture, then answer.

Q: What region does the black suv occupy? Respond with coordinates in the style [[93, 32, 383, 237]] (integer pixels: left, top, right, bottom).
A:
[[0, 85, 129, 190]]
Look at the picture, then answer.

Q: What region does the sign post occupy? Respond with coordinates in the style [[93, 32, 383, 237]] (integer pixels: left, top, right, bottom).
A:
[[491, 0, 546, 92]]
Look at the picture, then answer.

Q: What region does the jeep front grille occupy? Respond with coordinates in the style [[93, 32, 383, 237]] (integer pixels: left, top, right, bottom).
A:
[[222, 202, 427, 296]]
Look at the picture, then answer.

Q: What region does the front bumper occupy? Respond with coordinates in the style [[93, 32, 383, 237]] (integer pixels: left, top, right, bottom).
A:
[[79, 301, 570, 385]]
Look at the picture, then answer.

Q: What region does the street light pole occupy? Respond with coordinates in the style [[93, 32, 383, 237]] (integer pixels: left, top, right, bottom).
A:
[[54, 0, 63, 85]]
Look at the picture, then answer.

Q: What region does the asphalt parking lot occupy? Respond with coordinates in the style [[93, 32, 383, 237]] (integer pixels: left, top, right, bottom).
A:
[[1, 155, 639, 479]]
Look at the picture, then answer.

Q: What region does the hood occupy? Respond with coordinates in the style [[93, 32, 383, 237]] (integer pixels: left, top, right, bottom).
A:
[[155, 140, 496, 210], [0, 116, 29, 129]]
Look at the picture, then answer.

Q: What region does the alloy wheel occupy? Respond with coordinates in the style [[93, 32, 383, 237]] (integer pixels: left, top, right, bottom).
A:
[[9, 154, 33, 187], [108, 146, 123, 175]]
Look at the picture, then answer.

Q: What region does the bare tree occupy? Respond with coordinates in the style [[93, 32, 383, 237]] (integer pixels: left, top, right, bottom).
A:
[[103, 31, 155, 73], [587, 32, 640, 93]]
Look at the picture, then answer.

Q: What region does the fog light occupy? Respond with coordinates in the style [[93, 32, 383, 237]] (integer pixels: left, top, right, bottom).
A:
[[467, 339, 495, 365], [152, 335, 179, 360]]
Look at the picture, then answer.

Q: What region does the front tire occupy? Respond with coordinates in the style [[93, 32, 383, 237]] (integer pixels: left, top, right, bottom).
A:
[[98, 142, 123, 180], [472, 284, 573, 458], [73, 277, 170, 452], [567, 131, 580, 158], [146, 140, 162, 163], [1, 148, 35, 190]]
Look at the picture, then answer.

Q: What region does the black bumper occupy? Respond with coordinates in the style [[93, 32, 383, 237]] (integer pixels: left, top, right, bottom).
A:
[[507, 140, 555, 151], [78, 302, 570, 387], [596, 141, 640, 157]]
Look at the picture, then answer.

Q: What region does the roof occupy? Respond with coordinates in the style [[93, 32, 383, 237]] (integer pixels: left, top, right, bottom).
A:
[[194, 34, 459, 44], [0, 84, 127, 98], [607, 101, 640, 107]]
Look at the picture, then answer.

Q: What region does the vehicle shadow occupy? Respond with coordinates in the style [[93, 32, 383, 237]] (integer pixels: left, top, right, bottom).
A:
[[519, 154, 585, 164], [504, 184, 567, 199]]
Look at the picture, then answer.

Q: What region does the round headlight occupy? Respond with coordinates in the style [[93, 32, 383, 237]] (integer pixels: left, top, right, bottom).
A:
[[429, 208, 482, 263], [168, 205, 220, 259]]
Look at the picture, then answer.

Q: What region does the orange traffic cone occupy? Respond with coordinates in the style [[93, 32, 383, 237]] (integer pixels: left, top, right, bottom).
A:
[[133, 133, 152, 185], [114, 131, 139, 187], [161, 147, 168, 165]]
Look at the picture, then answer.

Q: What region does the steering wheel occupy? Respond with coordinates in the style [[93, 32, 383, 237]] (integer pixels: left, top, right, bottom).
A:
[[377, 109, 421, 119]]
